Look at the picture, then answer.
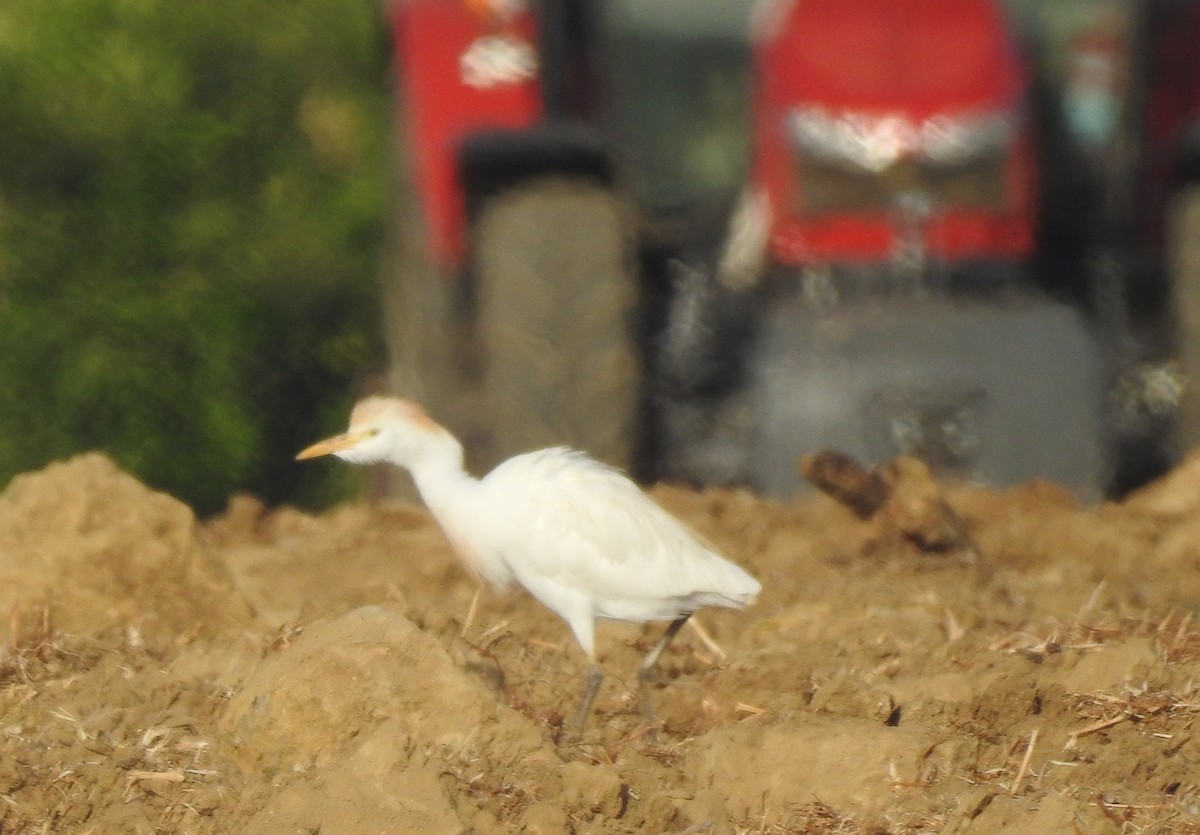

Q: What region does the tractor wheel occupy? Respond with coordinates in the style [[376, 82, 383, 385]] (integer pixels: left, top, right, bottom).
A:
[[472, 177, 639, 472], [1168, 183, 1200, 457]]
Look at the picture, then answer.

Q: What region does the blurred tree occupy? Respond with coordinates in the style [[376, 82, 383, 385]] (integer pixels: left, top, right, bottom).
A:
[[0, 0, 389, 512]]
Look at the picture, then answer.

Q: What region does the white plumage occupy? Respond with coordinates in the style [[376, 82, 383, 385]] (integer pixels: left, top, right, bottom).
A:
[[297, 396, 761, 732]]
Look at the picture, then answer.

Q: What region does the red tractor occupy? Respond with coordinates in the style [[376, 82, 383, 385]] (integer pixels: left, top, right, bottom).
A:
[[385, 0, 1110, 496]]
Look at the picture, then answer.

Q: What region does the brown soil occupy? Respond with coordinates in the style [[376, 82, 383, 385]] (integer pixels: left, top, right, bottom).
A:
[[5, 451, 1200, 833]]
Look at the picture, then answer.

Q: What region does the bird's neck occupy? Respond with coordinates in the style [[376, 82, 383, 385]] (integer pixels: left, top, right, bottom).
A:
[[406, 433, 473, 504], [407, 440, 511, 589], [403, 435, 481, 531]]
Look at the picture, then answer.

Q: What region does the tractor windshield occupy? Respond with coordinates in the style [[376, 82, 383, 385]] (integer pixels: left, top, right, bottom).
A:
[[600, 0, 756, 230]]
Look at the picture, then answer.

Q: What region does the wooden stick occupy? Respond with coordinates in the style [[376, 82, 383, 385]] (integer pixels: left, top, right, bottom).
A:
[[1012, 728, 1039, 795], [126, 769, 185, 783], [1068, 714, 1126, 743]]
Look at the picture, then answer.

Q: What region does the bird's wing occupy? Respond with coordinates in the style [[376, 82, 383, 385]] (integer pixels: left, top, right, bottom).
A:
[[484, 449, 759, 611]]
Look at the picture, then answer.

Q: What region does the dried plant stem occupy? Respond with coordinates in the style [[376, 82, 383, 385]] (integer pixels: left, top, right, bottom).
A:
[[1012, 728, 1039, 795]]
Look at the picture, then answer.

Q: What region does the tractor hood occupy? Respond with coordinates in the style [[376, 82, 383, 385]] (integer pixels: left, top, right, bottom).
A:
[[758, 0, 1027, 119]]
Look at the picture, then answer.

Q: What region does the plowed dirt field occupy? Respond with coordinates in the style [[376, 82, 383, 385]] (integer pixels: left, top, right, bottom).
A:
[[4, 452, 1200, 833]]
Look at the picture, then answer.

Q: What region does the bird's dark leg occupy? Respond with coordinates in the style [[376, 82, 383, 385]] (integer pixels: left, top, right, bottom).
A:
[[638, 614, 692, 733], [570, 664, 605, 733]]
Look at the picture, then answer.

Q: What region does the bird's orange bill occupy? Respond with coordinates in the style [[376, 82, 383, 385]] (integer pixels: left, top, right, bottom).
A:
[[295, 431, 370, 460]]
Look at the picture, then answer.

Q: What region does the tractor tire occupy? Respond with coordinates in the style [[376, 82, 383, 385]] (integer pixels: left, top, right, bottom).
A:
[[1168, 183, 1200, 457], [472, 177, 638, 472]]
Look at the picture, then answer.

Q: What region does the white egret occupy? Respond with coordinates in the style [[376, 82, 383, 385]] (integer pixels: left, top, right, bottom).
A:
[[296, 396, 761, 733]]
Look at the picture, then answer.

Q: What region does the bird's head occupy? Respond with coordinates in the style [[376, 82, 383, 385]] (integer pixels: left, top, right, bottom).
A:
[[295, 396, 460, 470]]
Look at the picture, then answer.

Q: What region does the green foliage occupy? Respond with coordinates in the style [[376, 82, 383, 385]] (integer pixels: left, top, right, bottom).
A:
[[0, 0, 389, 512]]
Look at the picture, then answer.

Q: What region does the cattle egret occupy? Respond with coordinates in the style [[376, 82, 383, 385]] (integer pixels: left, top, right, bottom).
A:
[[296, 396, 761, 733]]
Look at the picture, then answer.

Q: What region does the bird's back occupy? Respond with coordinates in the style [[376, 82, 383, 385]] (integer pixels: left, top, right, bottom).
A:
[[479, 448, 761, 622]]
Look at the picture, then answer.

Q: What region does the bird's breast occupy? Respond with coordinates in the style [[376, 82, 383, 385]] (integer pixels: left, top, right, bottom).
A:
[[445, 532, 513, 591]]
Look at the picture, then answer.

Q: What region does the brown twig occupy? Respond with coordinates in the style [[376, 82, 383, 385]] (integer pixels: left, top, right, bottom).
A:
[[1068, 714, 1126, 745], [1011, 728, 1039, 795]]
